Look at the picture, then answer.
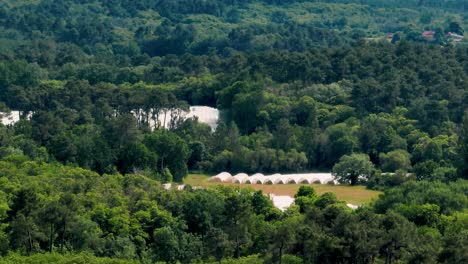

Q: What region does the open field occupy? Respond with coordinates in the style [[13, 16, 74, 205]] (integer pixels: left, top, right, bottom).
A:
[[185, 174, 382, 205]]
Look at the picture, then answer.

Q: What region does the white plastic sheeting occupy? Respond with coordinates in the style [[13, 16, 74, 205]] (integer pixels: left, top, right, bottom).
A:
[[162, 184, 189, 191], [347, 204, 359, 210], [211, 172, 233, 182], [1, 107, 219, 129], [231, 173, 249, 183], [184, 106, 219, 130], [0, 111, 33, 126], [269, 194, 295, 211], [144, 106, 219, 131], [269, 195, 360, 211], [1, 111, 20, 126], [1, 107, 219, 130], [209, 172, 336, 185], [269, 194, 359, 211]]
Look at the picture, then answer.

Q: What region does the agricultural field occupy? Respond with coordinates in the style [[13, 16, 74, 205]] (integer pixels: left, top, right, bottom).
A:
[[185, 174, 382, 205]]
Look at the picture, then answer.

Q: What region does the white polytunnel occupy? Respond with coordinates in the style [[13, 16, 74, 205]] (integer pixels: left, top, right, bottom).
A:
[[298, 178, 310, 184], [232, 173, 249, 183], [208, 172, 336, 185], [246, 174, 261, 184], [254, 179, 264, 184], [286, 178, 297, 184], [274, 178, 285, 184], [210, 172, 232, 182]]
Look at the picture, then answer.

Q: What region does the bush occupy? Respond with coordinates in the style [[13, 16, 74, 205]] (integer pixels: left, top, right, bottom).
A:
[[217, 254, 262, 264], [281, 254, 303, 264], [0, 253, 139, 264], [367, 170, 413, 190]]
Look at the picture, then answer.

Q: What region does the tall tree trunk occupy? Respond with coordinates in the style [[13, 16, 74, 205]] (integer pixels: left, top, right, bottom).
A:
[[235, 234, 240, 258], [351, 175, 357, 185], [160, 158, 165, 174], [385, 248, 392, 264], [60, 219, 67, 253], [27, 227, 33, 255], [49, 223, 54, 252], [279, 241, 283, 264]]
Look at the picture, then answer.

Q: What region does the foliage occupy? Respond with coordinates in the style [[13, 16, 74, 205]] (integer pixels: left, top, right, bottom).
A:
[[379, 149, 411, 172], [332, 153, 375, 185], [0, 0, 466, 262], [0, 156, 465, 262], [0, 253, 139, 264]]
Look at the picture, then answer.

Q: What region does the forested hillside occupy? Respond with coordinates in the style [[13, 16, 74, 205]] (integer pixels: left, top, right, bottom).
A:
[[0, 159, 467, 263], [0, 0, 467, 263]]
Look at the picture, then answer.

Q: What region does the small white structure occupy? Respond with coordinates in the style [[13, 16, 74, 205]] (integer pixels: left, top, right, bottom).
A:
[[162, 184, 188, 191], [270, 194, 295, 211]]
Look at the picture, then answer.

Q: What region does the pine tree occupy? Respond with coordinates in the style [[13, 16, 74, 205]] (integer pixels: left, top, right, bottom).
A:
[[459, 110, 468, 178]]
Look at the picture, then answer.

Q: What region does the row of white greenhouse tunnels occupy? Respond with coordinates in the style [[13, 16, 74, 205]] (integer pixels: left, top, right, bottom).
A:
[[209, 172, 336, 185]]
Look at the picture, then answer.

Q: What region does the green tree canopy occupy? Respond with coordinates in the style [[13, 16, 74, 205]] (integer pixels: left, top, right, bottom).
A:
[[332, 153, 375, 185]]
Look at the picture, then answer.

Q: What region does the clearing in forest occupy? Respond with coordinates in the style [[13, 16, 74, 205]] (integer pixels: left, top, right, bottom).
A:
[[184, 174, 382, 205]]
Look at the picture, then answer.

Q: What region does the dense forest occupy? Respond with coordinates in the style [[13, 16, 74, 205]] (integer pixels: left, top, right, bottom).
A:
[[0, 159, 467, 263], [0, 0, 467, 263]]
